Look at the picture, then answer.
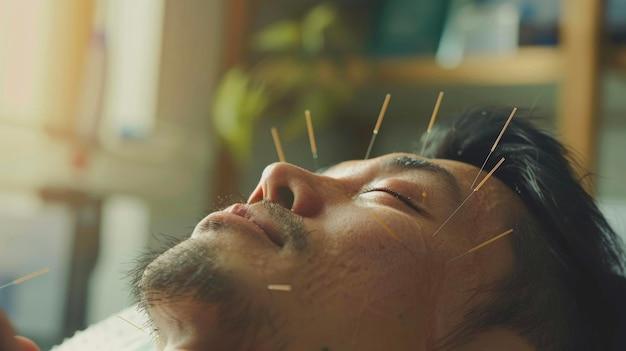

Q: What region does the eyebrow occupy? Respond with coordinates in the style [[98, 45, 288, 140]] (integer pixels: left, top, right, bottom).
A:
[[384, 155, 461, 195]]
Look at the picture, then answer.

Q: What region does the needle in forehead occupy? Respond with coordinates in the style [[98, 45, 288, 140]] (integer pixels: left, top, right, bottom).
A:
[[270, 127, 286, 162], [364, 94, 391, 160], [431, 157, 505, 238], [305, 110, 319, 169], [420, 91, 444, 156]]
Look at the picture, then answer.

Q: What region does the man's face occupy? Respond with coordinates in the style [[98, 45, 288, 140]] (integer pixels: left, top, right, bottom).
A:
[[139, 153, 522, 350]]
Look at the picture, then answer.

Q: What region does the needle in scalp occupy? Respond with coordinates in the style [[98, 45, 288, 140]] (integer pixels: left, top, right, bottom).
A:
[[420, 91, 444, 156], [305, 110, 319, 169], [364, 94, 391, 160], [431, 157, 505, 238], [270, 127, 286, 162], [0, 267, 50, 290], [469, 107, 517, 189], [448, 228, 514, 263]]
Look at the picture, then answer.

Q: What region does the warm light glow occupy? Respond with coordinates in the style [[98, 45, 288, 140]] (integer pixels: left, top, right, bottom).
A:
[[0, 0, 51, 123], [101, 0, 165, 139]]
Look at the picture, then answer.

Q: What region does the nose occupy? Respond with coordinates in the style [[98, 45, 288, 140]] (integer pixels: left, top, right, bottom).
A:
[[247, 162, 325, 217]]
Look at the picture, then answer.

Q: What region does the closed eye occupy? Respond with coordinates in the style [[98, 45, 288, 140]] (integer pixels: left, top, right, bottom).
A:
[[361, 187, 424, 214]]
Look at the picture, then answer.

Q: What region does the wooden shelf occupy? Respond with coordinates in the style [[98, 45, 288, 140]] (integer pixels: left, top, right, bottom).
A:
[[346, 47, 564, 86], [223, 0, 603, 195]]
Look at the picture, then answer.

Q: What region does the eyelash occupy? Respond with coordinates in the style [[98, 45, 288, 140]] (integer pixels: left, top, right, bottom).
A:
[[361, 186, 422, 213]]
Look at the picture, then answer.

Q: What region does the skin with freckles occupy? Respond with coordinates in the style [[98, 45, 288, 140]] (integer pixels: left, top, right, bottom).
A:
[[138, 153, 534, 350]]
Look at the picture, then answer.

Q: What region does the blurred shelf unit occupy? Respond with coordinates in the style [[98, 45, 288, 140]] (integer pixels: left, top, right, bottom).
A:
[[260, 47, 563, 86], [222, 0, 605, 191], [348, 47, 563, 85]]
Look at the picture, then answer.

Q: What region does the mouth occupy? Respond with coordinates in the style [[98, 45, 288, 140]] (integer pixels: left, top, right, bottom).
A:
[[227, 203, 286, 248], [193, 203, 287, 248]]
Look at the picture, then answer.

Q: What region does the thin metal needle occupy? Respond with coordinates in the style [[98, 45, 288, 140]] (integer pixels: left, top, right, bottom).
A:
[[305, 110, 319, 169], [432, 157, 505, 238], [270, 127, 286, 162], [469, 107, 517, 189], [420, 91, 444, 156], [267, 284, 292, 292], [430, 192, 474, 238], [0, 267, 50, 290], [448, 228, 514, 263], [116, 315, 147, 333], [364, 94, 391, 160]]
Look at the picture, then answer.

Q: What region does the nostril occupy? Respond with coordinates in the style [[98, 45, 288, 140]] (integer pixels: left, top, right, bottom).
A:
[[276, 186, 295, 210]]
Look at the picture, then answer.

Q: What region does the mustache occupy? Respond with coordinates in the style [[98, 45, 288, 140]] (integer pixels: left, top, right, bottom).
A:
[[262, 200, 309, 251], [199, 200, 309, 251]]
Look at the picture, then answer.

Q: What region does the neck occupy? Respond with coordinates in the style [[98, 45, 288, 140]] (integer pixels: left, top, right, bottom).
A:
[[150, 298, 288, 351]]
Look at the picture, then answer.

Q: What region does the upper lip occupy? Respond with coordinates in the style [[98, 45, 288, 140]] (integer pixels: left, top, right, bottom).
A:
[[226, 203, 285, 248]]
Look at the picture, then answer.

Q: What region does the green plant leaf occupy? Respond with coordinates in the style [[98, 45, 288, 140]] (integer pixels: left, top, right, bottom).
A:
[[253, 20, 300, 53], [302, 3, 337, 54], [212, 68, 269, 163]]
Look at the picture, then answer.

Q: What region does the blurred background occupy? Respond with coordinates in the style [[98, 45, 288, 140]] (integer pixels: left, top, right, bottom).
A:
[[0, 0, 625, 348]]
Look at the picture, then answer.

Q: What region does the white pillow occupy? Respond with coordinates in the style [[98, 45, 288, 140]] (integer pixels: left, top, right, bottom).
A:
[[51, 306, 155, 351]]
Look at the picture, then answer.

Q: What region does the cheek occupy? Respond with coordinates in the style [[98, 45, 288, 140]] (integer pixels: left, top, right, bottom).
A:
[[295, 207, 434, 315]]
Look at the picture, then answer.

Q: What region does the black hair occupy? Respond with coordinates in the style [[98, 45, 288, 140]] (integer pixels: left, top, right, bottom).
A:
[[423, 107, 626, 350]]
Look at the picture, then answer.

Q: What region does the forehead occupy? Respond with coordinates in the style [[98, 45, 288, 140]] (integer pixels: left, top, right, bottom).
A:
[[324, 152, 522, 216], [323, 152, 523, 283], [323, 152, 476, 184]]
